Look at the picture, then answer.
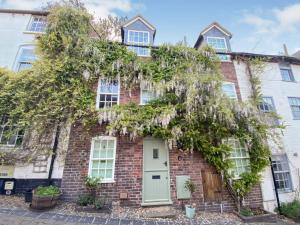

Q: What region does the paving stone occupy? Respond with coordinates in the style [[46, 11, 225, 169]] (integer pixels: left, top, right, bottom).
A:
[[120, 219, 132, 225], [132, 220, 145, 225], [156, 222, 169, 225], [145, 221, 156, 225], [66, 215, 82, 223], [79, 216, 95, 224], [0, 208, 12, 214], [23, 211, 42, 218], [38, 212, 56, 220], [93, 217, 107, 225], [107, 218, 120, 225], [52, 213, 69, 221], [9, 209, 28, 217]]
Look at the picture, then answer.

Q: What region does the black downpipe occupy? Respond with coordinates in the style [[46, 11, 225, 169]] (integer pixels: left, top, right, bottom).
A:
[[269, 157, 281, 215], [47, 124, 61, 185]]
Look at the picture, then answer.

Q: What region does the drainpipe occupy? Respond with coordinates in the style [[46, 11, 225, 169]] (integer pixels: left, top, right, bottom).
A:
[[47, 124, 61, 185], [269, 157, 281, 215]]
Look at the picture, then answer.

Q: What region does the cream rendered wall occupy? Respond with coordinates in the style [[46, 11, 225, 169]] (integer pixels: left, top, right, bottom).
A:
[[0, 12, 68, 181], [234, 60, 300, 212]]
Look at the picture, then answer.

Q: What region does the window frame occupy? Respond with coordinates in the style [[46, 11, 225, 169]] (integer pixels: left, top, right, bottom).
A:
[[225, 138, 250, 180], [127, 30, 150, 45], [259, 96, 276, 113], [88, 136, 117, 183], [140, 86, 158, 105], [14, 45, 36, 72], [0, 116, 24, 147], [26, 15, 47, 33], [271, 154, 293, 192], [288, 97, 300, 120], [127, 30, 151, 57], [280, 67, 295, 82], [96, 79, 120, 110], [222, 82, 238, 99]]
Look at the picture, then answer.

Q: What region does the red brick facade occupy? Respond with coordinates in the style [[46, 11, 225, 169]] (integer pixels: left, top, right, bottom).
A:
[[61, 61, 263, 212]]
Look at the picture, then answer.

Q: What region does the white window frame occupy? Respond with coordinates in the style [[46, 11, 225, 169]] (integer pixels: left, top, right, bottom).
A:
[[280, 66, 295, 82], [222, 82, 237, 99], [88, 136, 117, 183], [0, 116, 24, 147], [127, 30, 150, 57], [271, 154, 293, 192], [225, 138, 250, 180], [14, 45, 36, 72], [140, 86, 158, 105], [96, 79, 120, 110], [259, 96, 276, 113], [207, 36, 228, 51], [26, 15, 47, 33], [207, 36, 230, 61], [127, 30, 150, 45], [288, 97, 300, 120]]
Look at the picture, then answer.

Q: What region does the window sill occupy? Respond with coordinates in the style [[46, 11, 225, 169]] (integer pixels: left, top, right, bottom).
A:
[[100, 180, 115, 184], [23, 31, 45, 35], [278, 189, 293, 194], [281, 80, 296, 83]]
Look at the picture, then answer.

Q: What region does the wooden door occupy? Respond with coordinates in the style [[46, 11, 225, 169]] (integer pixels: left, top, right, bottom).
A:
[[202, 170, 223, 202]]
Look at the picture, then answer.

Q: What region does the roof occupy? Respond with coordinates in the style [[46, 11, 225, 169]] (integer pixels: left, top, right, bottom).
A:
[[225, 52, 300, 65], [122, 14, 156, 31], [0, 8, 48, 16], [292, 50, 300, 59], [194, 22, 232, 48]]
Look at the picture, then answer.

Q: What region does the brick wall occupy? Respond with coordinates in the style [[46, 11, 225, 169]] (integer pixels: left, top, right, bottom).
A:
[[61, 61, 263, 211]]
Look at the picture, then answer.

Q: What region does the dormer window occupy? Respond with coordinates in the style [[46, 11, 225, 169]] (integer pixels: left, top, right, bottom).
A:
[[127, 30, 150, 57], [28, 16, 46, 33], [207, 37, 227, 51]]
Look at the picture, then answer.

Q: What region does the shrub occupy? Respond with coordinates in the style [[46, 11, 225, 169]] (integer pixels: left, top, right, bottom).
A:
[[94, 197, 106, 209], [76, 195, 94, 206], [34, 185, 60, 196], [278, 200, 300, 221], [240, 207, 254, 217]]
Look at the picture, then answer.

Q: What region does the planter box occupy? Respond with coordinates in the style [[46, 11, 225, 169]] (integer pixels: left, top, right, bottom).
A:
[[234, 211, 277, 223], [30, 191, 61, 210]]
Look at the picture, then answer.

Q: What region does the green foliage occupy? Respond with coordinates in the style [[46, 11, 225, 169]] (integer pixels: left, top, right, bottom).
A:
[[184, 179, 196, 194], [84, 176, 101, 190], [240, 207, 254, 217], [76, 194, 94, 206], [34, 185, 60, 196], [0, 3, 282, 202], [94, 197, 106, 209], [277, 200, 300, 221]]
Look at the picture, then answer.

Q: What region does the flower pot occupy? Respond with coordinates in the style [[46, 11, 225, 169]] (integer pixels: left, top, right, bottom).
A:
[[185, 205, 195, 219], [30, 191, 61, 210]]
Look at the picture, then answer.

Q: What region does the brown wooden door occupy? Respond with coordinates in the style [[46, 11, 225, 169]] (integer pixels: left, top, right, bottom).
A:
[[201, 170, 223, 202]]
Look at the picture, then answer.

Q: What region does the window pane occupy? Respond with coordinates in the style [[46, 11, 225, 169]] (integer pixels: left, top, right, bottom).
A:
[[207, 37, 227, 50], [29, 16, 46, 32], [98, 80, 119, 109], [288, 97, 300, 119], [280, 68, 294, 81], [222, 83, 237, 99], [272, 155, 292, 191], [90, 138, 116, 181]]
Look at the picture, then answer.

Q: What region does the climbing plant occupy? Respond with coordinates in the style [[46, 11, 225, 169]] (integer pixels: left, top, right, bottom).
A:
[[0, 2, 282, 204]]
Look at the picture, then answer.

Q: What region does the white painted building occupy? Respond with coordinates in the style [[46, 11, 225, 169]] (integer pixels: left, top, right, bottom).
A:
[[0, 9, 67, 193], [233, 53, 300, 212]]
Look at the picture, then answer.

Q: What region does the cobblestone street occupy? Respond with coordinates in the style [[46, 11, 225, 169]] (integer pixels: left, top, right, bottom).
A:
[[0, 207, 297, 225]]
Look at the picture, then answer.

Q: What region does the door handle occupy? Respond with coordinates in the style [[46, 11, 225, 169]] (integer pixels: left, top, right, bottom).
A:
[[164, 161, 167, 166]]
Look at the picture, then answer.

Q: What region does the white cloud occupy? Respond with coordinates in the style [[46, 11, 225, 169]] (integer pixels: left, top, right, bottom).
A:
[[239, 3, 300, 54], [0, 0, 144, 18]]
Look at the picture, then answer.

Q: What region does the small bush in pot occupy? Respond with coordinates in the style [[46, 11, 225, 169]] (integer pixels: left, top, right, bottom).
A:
[[184, 179, 196, 219], [31, 185, 61, 210]]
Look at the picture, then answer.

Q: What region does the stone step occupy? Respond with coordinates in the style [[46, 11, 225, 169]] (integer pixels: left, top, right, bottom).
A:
[[143, 206, 177, 218]]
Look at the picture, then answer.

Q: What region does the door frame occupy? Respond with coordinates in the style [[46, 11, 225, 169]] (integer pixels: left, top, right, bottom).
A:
[[141, 137, 172, 206]]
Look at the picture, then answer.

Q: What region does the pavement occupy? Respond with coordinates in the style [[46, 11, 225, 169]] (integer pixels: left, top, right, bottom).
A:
[[0, 207, 297, 225]]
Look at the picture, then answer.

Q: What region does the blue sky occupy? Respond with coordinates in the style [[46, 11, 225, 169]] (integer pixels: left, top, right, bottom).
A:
[[1, 0, 300, 55]]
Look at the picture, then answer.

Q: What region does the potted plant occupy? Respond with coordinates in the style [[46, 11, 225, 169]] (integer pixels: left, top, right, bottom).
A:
[[31, 185, 61, 210], [184, 179, 196, 219]]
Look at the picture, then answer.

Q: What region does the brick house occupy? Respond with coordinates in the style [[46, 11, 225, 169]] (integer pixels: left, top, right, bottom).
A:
[[61, 16, 263, 211]]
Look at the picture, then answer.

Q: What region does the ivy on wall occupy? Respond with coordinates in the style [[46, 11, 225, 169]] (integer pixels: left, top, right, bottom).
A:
[[0, 3, 282, 203]]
